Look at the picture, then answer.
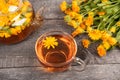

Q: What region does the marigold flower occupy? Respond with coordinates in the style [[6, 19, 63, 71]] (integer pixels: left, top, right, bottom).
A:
[[102, 41, 111, 50], [85, 16, 94, 27], [102, 0, 108, 3], [60, 1, 67, 12], [68, 20, 78, 28], [107, 37, 117, 46], [82, 39, 90, 48], [80, 23, 86, 30], [97, 45, 106, 57], [43, 36, 58, 49], [75, 14, 83, 23], [110, 26, 116, 33], [72, 27, 84, 37], [88, 29, 102, 40], [116, 21, 120, 26], [101, 31, 111, 41], [72, 1, 80, 12], [98, 11, 106, 16]]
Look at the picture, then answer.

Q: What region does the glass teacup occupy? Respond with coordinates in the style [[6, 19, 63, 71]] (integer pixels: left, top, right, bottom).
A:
[[35, 31, 86, 72]]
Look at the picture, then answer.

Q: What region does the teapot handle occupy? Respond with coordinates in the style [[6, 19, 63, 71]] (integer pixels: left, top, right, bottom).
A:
[[31, 7, 44, 30]]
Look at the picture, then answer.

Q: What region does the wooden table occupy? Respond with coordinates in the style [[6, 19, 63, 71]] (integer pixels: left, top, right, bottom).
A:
[[0, 0, 120, 80]]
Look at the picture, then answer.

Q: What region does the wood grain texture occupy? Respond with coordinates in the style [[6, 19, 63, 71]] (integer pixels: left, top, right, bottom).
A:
[[0, 64, 120, 80]]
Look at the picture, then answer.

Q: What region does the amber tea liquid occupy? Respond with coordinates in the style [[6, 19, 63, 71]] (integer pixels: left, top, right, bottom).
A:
[[35, 31, 77, 72]]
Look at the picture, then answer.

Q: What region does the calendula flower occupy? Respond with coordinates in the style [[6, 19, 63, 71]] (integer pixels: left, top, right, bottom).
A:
[[43, 36, 58, 49], [102, 0, 108, 3], [82, 39, 90, 48], [72, 0, 80, 13], [107, 37, 117, 46], [110, 26, 116, 33], [68, 20, 78, 28], [72, 27, 84, 37], [116, 21, 120, 26], [80, 23, 86, 30], [97, 45, 106, 57], [98, 11, 106, 16], [85, 16, 94, 27], [101, 31, 111, 41], [67, 11, 78, 18], [75, 14, 83, 23], [88, 29, 102, 40], [60, 1, 67, 12], [102, 41, 111, 50]]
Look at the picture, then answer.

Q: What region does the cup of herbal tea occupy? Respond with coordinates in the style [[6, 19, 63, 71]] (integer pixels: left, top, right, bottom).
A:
[[35, 31, 86, 72]]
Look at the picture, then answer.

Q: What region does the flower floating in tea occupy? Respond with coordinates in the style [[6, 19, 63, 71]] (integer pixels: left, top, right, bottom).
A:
[[43, 36, 58, 49], [60, 0, 120, 57]]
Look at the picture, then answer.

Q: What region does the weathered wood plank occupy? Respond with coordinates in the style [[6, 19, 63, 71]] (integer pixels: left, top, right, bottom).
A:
[[29, 0, 70, 19], [0, 64, 120, 80]]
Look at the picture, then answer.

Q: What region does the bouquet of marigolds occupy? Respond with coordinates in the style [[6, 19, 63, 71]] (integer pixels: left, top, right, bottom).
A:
[[60, 0, 120, 57]]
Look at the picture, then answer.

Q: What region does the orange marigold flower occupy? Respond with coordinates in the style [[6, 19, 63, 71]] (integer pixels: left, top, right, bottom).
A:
[[60, 1, 67, 12], [72, 27, 84, 37], [97, 45, 106, 57], [102, 0, 108, 3], [85, 16, 94, 27], [82, 39, 90, 48], [98, 11, 106, 16], [68, 20, 78, 28], [88, 29, 102, 40], [72, 1, 80, 13], [102, 41, 111, 50], [80, 23, 86, 30], [107, 37, 117, 46], [101, 31, 111, 41]]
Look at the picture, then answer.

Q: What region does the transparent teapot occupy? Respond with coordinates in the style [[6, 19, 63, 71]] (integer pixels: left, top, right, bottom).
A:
[[0, 0, 43, 44]]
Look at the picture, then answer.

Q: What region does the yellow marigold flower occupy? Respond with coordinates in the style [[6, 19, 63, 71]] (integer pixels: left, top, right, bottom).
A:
[[67, 11, 78, 18], [68, 20, 78, 28], [43, 36, 58, 49], [75, 14, 83, 23], [102, 41, 111, 50], [10, 28, 18, 35], [82, 39, 90, 48], [72, 1, 80, 12], [102, 0, 108, 3], [97, 45, 106, 57], [116, 21, 120, 26], [107, 37, 117, 46], [101, 31, 111, 41], [60, 1, 67, 12], [72, 27, 84, 37], [15, 26, 22, 34], [4, 32, 11, 38], [88, 29, 102, 40], [0, 32, 4, 38], [87, 26, 92, 32], [110, 26, 116, 33], [98, 11, 106, 16], [85, 16, 94, 27]]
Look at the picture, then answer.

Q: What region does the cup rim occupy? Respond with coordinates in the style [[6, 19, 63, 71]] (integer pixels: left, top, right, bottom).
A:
[[35, 30, 77, 67]]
